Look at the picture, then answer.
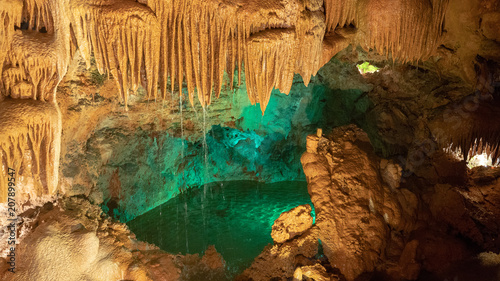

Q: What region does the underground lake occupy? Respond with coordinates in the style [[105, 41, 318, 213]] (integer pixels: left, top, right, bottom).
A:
[[127, 181, 316, 277]]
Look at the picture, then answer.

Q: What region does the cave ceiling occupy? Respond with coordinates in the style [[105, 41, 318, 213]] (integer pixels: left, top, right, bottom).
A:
[[0, 0, 465, 110]]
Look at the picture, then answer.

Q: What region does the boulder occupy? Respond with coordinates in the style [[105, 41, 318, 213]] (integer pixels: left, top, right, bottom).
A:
[[271, 204, 314, 244]]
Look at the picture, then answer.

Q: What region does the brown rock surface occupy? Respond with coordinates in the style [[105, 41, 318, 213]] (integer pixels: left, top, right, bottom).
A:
[[301, 125, 418, 280], [201, 245, 226, 270], [300, 263, 336, 281], [425, 167, 500, 251], [237, 227, 319, 281], [481, 12, 500, 42], [271, 204, 314, 244]]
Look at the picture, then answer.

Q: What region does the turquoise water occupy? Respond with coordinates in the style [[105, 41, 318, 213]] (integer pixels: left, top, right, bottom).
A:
[[127, 181, 314, 275]]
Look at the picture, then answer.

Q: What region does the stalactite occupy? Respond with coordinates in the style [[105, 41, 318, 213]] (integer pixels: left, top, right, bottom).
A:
[[149, 0, 237, 107], [0, 1, 23, 99], [21, 0, 54, 33], [359, 0, 449, 62], [69, 0, 161, 108], [447, 134, 500, 164], [295, 10, 326, 87], [244, 29, 296, 114], [147, 0, 316, 112], [3, 0, 451, 114], [324, 0, 358, 31], [3, 32, 60, 101], [1, 0, 70, 102], [436, 98, 500, 164], [0, 99, 61, 204]]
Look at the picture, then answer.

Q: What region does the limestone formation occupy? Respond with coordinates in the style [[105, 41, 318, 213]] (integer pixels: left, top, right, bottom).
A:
[[425, 167, 500, 251], [301, 125, 418, 280], [0, 99, 61, 209], [271, 204, 313, 244], [0, 0, 483, 206], [0, 0, 499, 280], [1, 0, 454, 111], [237, 227, 319, 281]]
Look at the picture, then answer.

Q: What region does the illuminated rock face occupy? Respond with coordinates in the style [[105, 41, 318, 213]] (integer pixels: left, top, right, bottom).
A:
[[237, 227, 319, 281], [301, 125, 418, 280], [0, 99, 61, 209], [271, 204, 313, 244]]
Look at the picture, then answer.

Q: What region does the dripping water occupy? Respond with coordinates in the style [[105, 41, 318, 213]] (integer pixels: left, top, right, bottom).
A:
[[179, 91, 185, 159], [178, 89, 189, 252], [203, 106, 208, 190], [184, 199, 189, 252], [201, 105, 208, 248]]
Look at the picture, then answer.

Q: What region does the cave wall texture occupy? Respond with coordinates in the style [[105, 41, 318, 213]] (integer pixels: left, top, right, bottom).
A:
[[0, 0, 500, 280]]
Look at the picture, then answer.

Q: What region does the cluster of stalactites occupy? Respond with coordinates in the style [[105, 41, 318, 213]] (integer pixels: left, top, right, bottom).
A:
[[0, 0, 23, 98], [244, 30, 296, 113], [324, 0, 357, 31], [64, 0, 447, 112], [1, 0, 451, 112], [324, 0, 449, 63], [447, 132, 500, 164], [148, 0, 288, 111], [3, 32, 61, 101], [144, 0, 325, 113], [0, 99, 61, 203], [1, 0, 69, 101], [21, 0, 54, 33], [69, 0, 161, 108], [361, 0, 450, 63]]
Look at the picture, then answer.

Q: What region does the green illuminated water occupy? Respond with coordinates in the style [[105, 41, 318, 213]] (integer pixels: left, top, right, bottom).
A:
[[127, 181, 314, 275]]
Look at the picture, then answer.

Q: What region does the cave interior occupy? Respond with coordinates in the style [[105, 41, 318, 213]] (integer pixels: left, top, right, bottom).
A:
[[1, 0, 500, 280]]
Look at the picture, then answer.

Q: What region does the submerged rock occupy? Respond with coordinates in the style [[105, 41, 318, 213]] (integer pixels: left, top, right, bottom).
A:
[[271, 204, 314, 244], [201, 245, 225, 270]]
